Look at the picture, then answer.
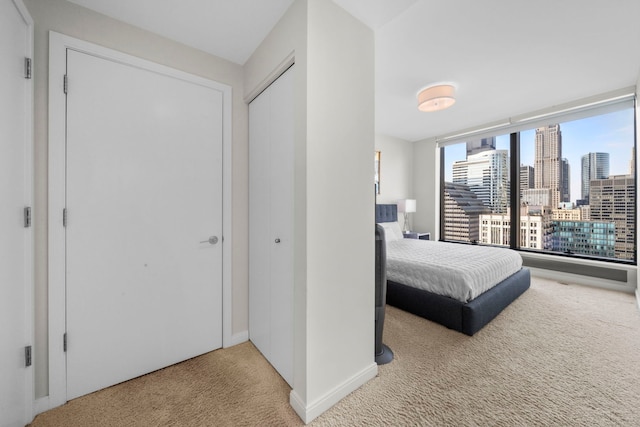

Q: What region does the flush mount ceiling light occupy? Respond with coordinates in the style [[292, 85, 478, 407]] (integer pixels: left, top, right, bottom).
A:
[[417, 84, 456, 112]]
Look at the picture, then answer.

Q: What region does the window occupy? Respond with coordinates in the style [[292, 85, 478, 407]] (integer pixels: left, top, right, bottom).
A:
[[443, 135, 509, 244], [518, 111, 635, 261], [441, 97, 636, 263]]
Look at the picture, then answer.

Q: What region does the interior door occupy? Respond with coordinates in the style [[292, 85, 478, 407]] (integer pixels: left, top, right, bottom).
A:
[[0, 0, 32, 425], [266, 68, 294, 385], [249, 66, 294, 386], [65, 49, 223, 400]]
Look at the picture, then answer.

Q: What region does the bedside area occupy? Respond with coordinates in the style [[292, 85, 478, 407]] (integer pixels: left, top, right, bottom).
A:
[[403, 232, 430, 240]]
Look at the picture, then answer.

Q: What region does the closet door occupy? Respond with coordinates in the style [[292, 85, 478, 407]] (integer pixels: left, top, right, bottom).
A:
[[249, 65, 294, 386], [248, 80, 271, 359]]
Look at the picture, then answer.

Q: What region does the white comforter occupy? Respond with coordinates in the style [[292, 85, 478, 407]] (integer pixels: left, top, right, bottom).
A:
[[385, 239, 523, 303]]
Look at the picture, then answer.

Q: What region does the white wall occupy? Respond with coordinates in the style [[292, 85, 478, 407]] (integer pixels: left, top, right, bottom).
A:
[[375, 134, 413, 203], [373, 132, 440, 237], [412, 138, 440, 238], [24, 0, 248, 400], [244, 0, 376, 423], [305, 0, 376, 420], [374, 133, 414, 231]]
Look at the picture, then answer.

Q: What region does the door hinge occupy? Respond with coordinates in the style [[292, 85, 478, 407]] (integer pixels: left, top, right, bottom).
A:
[[24, 206, 32, 228], [63, 333, 67, 352], [63, 208, 67, 227], [63, 74, 68, 94], [25, 346, 32, 367], [24, 57, 32, 79]]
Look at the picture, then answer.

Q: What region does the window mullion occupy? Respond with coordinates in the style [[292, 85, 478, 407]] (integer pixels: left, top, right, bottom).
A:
[[510, 132, 520, 249]]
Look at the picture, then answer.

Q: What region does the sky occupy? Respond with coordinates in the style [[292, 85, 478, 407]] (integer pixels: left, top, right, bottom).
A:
[[444, 108, 636, 205]]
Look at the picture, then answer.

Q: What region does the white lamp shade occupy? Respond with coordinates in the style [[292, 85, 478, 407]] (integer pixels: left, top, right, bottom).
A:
[[397, 199, 416, 213], [417, 84, 455, 112]]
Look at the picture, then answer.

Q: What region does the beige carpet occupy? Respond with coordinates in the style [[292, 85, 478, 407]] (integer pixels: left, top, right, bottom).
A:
[[30, 277, 640, 426]]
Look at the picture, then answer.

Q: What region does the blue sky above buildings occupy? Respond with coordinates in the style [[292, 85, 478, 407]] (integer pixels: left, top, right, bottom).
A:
[[445, 108, 635, 204]]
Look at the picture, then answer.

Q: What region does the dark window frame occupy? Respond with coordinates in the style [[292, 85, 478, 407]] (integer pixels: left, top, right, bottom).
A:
[[439, 101, 637, 265]]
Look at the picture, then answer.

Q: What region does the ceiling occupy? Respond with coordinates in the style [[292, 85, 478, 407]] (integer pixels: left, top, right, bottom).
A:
[[66, 0, 295, 64], [67, 0, 640, 142]]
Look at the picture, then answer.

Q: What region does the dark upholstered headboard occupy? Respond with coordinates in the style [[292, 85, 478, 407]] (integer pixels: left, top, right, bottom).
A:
[[375, 204, 397, 223]]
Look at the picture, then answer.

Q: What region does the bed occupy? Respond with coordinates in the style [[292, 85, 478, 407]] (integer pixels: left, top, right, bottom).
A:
[[376, 204, 530, 336]]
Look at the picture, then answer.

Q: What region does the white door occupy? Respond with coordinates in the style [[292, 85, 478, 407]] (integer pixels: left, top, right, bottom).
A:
[[65, 49, 223, 399], [0, 0, 33, 425], [249, 66, 294, 386]]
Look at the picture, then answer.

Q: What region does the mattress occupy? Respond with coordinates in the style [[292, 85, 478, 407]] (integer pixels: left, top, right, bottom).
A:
[[385, 239, 523, 303]]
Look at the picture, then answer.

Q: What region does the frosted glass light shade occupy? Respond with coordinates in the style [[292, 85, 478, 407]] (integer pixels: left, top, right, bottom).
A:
[[417, 84, 455, 112], [397, 199, 416, 213]]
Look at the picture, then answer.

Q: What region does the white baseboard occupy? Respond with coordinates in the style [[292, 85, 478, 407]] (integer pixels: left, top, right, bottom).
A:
[[227, 330, 249, 347], [290, 362, 378, 424]]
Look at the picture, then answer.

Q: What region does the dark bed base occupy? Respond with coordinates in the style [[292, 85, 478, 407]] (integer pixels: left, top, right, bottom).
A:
[[386, 267, 531, 336]]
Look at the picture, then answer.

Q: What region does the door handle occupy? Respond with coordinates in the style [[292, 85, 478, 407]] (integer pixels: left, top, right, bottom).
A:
[[275, 238, 281, 243], [200, 236, 219, 245]]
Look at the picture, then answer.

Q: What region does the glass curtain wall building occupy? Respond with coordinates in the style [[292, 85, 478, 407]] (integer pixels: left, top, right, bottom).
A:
[[581, 152, 610, 204]]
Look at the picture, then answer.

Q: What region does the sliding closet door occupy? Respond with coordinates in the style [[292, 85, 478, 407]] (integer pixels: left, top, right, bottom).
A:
[[249, 65, 294, 386]]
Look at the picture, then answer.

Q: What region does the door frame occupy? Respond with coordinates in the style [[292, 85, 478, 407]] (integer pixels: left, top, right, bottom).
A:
[[47, 32, 233, 409]]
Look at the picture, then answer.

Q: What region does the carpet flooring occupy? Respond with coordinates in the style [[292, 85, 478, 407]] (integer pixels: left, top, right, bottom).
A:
[[29, 277, 640, 426]]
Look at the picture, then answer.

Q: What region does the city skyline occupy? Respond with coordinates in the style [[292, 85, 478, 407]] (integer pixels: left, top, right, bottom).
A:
[[445, 108, 635, 205]]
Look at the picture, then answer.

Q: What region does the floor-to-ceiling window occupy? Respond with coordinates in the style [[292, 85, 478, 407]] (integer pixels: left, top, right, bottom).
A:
[[442, 134, 510, 244], [441, 95, 636, 264]]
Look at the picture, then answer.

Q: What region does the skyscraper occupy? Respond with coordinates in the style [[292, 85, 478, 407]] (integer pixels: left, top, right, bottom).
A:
[[466, 137, 496, 156], [520, 165, 534, 200], [534, 124, 562, 209], [443, 182, 490, 243], [581, 152, 610, 203], [452, 149, 509, 213], [590, 174, 635, 260]]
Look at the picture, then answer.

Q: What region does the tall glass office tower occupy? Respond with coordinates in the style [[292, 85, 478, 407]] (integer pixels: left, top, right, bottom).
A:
[[452, 149, 509, 214], [581, 152, 610, 202]]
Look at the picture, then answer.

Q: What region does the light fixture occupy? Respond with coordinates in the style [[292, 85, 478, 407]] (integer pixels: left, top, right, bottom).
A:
[[397, 199, 416, 233], [417, 84, 456, 112]]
